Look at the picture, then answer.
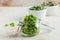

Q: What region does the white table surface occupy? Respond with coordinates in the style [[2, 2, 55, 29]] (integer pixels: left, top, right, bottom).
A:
[[0, 7, 60, 40]]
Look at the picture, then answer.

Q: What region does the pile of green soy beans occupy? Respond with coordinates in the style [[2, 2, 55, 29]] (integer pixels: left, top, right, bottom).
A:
[[46, 2, 57, 6], [21, 15, 39, 36], [29, 4, 45, 11]]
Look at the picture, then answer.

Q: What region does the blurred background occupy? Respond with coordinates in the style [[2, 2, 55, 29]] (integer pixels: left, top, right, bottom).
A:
[[0, 0, 60, 6]]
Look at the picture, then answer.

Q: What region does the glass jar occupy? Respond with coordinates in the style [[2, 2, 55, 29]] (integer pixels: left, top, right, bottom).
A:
[[19, 19, 40, 37]]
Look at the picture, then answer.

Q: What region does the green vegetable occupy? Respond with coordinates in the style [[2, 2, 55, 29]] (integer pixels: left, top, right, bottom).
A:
[[21, 25, 39, 35], [29, 4, 45, 11], [5, 24, 8, 26], [21, 14, 39, 36], [47, 2, 57, 6], [10, 22, 15, 27], [24, 14, 37, 22], [5, 22, 21, 27]]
